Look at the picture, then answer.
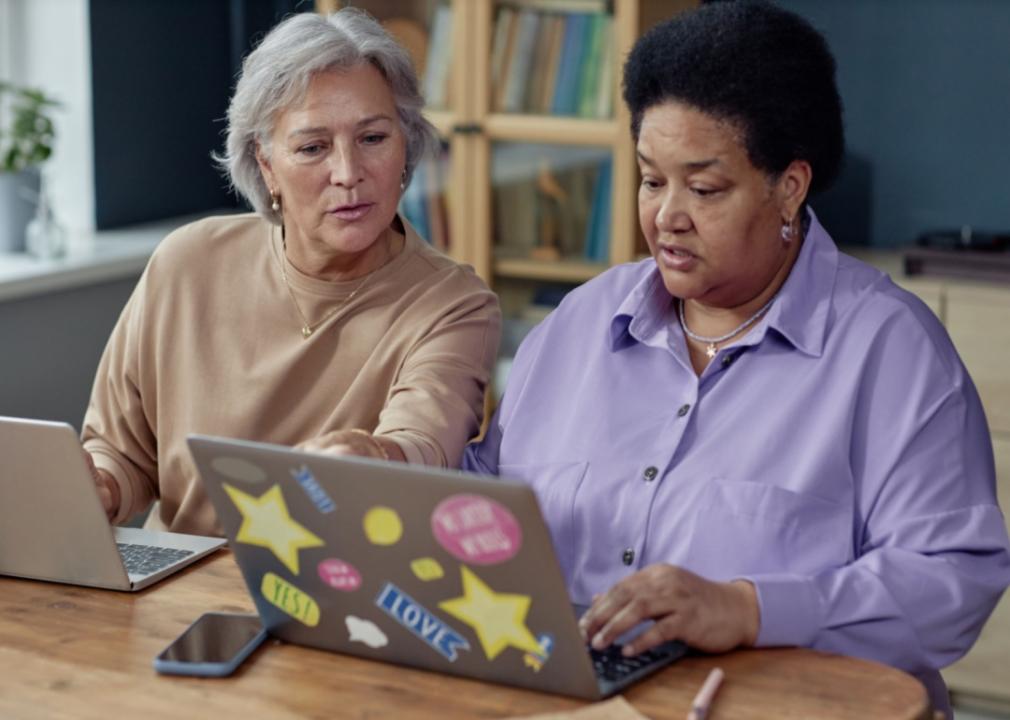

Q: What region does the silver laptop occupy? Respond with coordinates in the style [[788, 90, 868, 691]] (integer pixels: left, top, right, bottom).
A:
[[188, 434, 686, 700], [0, 417, 225, 591]]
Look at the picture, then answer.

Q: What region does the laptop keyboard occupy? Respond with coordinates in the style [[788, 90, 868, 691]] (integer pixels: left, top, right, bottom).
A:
[[590, 642, 684, 686], [117, 542, 194, 576]]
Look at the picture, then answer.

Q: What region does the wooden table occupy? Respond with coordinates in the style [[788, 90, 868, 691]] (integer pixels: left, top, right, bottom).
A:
[[0, 552, 931, 719]]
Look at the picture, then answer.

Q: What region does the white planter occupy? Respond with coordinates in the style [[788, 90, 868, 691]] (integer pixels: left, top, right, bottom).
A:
[[0, 169, 41, 253]]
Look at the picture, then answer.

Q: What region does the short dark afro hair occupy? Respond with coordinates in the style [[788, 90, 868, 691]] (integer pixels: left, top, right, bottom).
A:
[[623, 0, 844, 195]]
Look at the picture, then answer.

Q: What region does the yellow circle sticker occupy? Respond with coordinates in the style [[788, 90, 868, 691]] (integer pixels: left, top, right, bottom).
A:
[[363, 506, 403, 545]]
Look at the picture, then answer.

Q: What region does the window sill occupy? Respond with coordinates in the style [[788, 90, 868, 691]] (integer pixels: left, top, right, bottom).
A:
[[0, 212, 226, 303]]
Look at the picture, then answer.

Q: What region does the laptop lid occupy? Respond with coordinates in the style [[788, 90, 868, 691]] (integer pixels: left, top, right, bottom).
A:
[[188, 434, 604, 699], [0, 416, 224, 591]]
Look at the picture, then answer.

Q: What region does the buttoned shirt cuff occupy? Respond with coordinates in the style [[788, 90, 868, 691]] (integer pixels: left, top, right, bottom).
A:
[[743, 573, 823, 648], [85, 447, 136, 526]]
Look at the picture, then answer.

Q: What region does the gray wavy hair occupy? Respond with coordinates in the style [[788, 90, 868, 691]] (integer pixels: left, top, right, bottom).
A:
[[214, 8, 439, 222]]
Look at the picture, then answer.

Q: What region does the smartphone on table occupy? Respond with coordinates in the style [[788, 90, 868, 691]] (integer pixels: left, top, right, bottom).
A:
[[153, 612, 267, 677]]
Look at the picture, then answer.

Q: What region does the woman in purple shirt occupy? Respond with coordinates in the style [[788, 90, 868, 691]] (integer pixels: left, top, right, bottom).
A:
[[464, 1, 1010, 716]]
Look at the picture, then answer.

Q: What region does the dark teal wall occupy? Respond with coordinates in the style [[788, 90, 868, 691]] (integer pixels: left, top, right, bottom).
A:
[[777, 0, 1010, 247]]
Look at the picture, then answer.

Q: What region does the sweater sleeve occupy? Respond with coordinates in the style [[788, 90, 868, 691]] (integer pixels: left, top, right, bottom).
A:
[[375, 270, 501, 468], [80, 269, 159, 524]]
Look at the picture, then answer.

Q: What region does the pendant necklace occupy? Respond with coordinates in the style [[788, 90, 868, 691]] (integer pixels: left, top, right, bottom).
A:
[[274, 227, 378, 339], [678, 295, 778, 358]]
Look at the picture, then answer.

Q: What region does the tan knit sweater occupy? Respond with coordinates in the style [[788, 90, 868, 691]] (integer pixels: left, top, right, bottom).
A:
[[82, 213, 500, 535]]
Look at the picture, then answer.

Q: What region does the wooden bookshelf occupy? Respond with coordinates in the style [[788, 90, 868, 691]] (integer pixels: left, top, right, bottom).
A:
[[494, 256, 607, 283], [329, 0, 699, 302], [483, 115, 618, 145]]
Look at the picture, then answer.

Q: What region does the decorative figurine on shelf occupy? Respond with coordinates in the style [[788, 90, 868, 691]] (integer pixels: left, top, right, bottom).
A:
[[25, 171, 66, 260], [531, 161, 565, 261], [0, 81, 60, 253]]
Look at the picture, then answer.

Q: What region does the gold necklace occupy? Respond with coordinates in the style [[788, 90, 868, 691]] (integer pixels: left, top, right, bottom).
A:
[[275, 229, 381, 339]]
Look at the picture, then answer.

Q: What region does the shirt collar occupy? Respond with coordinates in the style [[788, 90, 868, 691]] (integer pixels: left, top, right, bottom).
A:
[[609, 262, 674, 351], [761, 208, 837, 358], [609, 208, 838, 357]]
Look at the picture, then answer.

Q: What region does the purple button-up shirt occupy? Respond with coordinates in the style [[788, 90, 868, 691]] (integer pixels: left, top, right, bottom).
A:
[[464, 211, 1010, 716]]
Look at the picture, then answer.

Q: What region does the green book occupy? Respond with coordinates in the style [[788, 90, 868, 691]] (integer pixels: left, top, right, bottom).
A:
[[576, 13, 607, 118]]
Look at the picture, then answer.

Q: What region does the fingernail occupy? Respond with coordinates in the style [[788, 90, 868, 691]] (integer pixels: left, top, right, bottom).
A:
[[622, 645, 634, 657], [591, 633, 605, 650]]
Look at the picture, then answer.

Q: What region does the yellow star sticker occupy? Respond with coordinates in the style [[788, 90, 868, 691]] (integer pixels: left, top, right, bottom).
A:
[[224, 483, 324, 575], [438, 566, 543, 660]]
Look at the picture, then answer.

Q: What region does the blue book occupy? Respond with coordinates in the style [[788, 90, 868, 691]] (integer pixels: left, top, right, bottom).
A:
[[584, 157, 612, 262], [398, 164, 430, 243], [551, 14, 589, 115]]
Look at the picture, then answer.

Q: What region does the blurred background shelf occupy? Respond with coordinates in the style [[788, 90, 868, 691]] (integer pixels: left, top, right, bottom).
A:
[[493, 256, 606, 283]]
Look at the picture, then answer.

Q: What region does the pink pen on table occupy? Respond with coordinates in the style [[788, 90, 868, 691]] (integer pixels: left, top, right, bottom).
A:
[[686, 667, 725, 720]]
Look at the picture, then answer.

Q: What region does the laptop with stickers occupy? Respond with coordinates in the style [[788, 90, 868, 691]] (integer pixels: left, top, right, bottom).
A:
[[0, 417, 225, 591], [187, 434, 687, 700]]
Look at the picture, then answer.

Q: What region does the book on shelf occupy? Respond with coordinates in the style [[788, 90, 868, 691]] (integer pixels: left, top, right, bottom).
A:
[[490, 5, 515, 100], [492, 7, 522, 111], [399, 168, 430, 244], [593, 16, 615, 119], [575, 13, 606, 118], [551, 12, 589, 115], [493, 176, 540, 257], [523, 12, 557, 113], [536, 15, 566, 114], [399, 146, 451, 252], [423, 4, 453, 109], [502, 9, 542, 113], [583, 156, 612, 263]]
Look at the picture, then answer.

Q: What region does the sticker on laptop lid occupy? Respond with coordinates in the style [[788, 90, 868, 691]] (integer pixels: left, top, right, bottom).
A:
[[345, 615, 388, 649], [410, 557, 444, 581], [523, 633, 554, 672], [431, 494, 521, 565], [261, 572, 320, 627], [318, 558, 362, 592], [363, 506, 403, 546], [292, 465, 335, 514], [211, 456, 267, 484], [438, 566, 542, 660], [376, 582, 470, 662], [224, 483, 324, 575]]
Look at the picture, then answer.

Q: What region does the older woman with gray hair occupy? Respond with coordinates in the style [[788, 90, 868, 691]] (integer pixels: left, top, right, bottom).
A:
[[81, 9, 500, 536]]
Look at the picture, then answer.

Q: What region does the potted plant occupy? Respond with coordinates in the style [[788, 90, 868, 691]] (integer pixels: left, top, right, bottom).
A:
[[0, 81, 59, 253]]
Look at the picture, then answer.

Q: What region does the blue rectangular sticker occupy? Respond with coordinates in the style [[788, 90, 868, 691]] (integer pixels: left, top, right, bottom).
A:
[[375, 582, 470, 662]]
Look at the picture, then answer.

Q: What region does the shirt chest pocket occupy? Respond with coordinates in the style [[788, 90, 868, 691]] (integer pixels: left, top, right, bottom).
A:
[[683, 478, 854, 578], [498, 461, 588, 573]]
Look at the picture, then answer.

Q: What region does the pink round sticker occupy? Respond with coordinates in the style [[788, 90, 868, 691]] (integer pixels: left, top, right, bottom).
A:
[[317, 558, 362, 592], [431, 494, 522, 565]]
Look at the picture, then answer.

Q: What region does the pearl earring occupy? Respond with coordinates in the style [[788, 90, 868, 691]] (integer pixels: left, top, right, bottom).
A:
[[400, 168, 408, 191], [780, 218, 795, 243], [270, 191, 280, 214]]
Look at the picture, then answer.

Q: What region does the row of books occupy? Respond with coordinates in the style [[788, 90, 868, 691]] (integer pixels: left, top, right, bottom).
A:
[[401, 148, 613, 264], [491, 4, 614, 118], [492, 144, 611, 263], [399, 146, 451, 252]]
